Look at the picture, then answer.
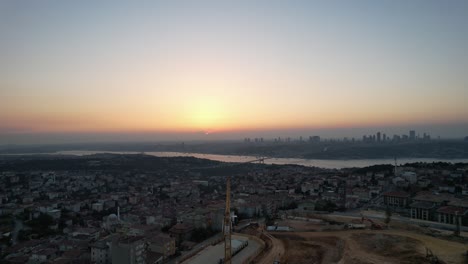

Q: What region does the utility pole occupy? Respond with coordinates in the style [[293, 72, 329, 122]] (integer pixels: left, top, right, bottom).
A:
[[223, 176, 232, 264], [454, 211, 461, 237]]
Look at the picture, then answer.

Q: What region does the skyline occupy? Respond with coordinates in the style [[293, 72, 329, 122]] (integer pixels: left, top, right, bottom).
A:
[[1, 0, 468, 144], [2, 124, 468, 145]]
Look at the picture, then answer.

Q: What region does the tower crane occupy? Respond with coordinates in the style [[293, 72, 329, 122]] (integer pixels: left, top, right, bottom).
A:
[[220, 157, 269, 264], [176, 156, 269, 263], [223, 176, 232, 263]]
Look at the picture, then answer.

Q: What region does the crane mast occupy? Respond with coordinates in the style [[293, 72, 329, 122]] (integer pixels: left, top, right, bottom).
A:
[[223, 176, 232, 263], [220, 159, 265, 263]]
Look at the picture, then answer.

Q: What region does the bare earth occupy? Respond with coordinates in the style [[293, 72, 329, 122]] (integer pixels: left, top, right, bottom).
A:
[[270, 230, 467, 264], [257, 232, 285, 264]]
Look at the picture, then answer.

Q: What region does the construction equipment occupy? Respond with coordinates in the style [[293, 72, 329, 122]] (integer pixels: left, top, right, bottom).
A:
[[426, 247, 443, 264], [361, 215, 383, 230], [197, 157, 267, 263], [273, 254, 281, 264], [344, 223, 366, 229], [223, 176, 232, 264]]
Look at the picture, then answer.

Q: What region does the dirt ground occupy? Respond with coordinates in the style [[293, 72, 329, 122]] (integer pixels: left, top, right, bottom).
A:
[[241, 225, 285, 264], [276, 219, 328, 231], [254, 215, 468, 264], [277, 234, 345, 264], [272, 229, 467, 264]]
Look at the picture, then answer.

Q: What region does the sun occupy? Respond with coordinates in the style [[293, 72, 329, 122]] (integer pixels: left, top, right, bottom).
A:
[[188, 97, 225, 131]]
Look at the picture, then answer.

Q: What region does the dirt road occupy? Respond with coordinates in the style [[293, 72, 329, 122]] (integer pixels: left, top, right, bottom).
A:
[[257, 232, 285, 264]]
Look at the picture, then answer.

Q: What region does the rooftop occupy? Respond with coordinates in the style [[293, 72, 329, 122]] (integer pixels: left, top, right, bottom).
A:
[[383, 191, 410, 198], [410, 201, 435, 209], [437, 206, 468, 215]]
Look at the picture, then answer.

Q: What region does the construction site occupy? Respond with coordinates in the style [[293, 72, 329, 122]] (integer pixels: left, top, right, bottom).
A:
[[181, 234, 262, 264], [183, 175, 468, 264], [179, 215, 467, 264], [237, 212, 468, 264]]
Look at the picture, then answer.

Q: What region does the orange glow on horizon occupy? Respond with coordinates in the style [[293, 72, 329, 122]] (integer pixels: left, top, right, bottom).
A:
[[4, 109, 466, 135]]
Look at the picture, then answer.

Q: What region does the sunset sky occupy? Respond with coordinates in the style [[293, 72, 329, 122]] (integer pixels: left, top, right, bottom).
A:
[[1, 0, 468, 143]]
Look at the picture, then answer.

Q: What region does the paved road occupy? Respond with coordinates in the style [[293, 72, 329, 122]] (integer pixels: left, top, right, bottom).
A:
[[181, 234, 261, 264], [168, 219, 266, 264], [167, 233, 223, 264]]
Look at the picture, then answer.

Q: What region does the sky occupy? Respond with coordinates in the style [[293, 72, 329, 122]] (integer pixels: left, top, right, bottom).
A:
[[1, 0, 468, 144]]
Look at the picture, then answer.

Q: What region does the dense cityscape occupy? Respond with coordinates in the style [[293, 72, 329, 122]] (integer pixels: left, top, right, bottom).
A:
[[0, 154, 467, 263], [243, 130, 436, 144], [2, 0, 468, 263]]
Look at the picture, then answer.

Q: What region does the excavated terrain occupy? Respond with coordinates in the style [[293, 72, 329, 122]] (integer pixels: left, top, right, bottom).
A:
[[273, 230, 465, 264]]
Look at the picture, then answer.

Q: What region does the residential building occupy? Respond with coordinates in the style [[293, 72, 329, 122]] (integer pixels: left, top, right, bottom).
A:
[[111, 236, 146, 264], [410, 201, 435, 221], [383, 191, 410, 208]]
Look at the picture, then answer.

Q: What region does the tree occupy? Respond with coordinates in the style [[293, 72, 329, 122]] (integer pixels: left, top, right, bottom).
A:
[[190, 227, 215, 242], [161, 225, 171, 233], [265, 214, 275, 226], [315, 200, 337, 212], [18, 230, 31, 241], [384, 206, 392, 225], [31, 213, 54, 229], [279, 201, 298, 210]]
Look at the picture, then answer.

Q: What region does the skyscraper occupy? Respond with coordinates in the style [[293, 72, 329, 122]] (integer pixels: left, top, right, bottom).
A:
[[409, 130, 416, 140]]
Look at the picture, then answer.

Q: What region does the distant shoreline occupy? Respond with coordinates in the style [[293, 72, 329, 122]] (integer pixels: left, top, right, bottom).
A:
[[2, 150, 468, 169], [3, 149, 468, 160], [1, 140, 468, 162]]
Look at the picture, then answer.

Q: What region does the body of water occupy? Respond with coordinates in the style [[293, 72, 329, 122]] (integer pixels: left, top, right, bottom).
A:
[[54, 150, 468, 169]]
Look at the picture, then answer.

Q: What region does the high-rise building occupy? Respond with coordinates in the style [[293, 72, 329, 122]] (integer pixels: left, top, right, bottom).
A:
[[377, 132, 381, 142], [409, 130, 416, 140], [309, 136, 320, 143]]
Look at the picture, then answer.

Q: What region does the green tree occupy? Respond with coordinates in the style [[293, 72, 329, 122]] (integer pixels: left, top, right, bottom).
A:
[[190, 227, 215, 242], [30, 213, 54, 229], [315, 200, 337, 212]]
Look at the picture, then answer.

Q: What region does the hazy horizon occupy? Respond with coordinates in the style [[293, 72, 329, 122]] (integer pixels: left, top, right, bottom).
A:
[[2, 1, 468, 144], [1, 122, 467, 145]]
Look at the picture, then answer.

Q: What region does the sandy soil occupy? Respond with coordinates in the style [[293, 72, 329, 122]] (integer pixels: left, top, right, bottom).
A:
[[271, 229, 467, 264], [276, 219, 326, 231], [241, 226, 285, 264], [256, 232, 285, 264]]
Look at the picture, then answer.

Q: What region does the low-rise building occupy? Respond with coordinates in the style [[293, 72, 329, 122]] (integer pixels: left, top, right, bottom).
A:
[[169, 223, 194, 246], [92, 203, 104, 212], [436, 206, 468, 226], [111, 236, 146, 264], [91, 241, 110, 264], [147, 232, 176, 260], [383, 191, 410, 208], [410, 201, 435, 221]]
